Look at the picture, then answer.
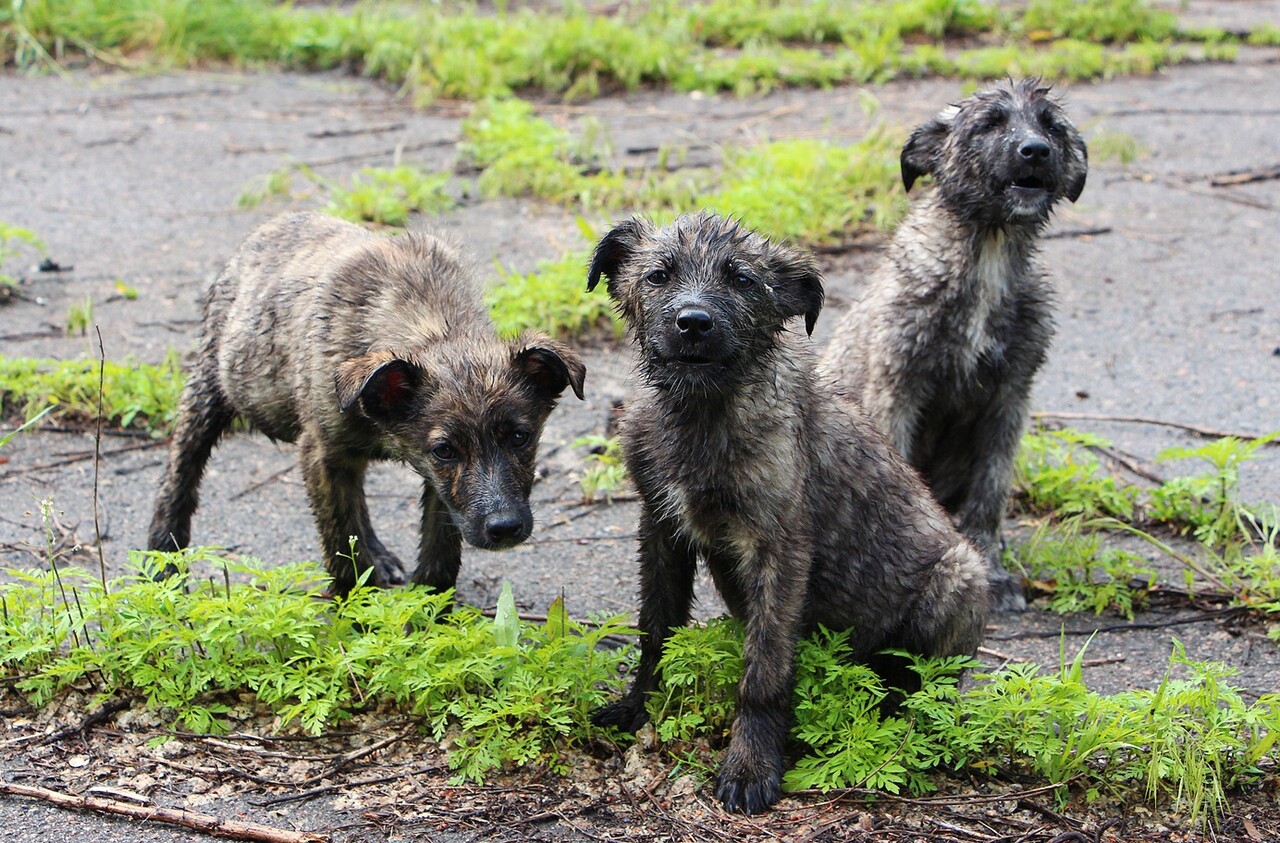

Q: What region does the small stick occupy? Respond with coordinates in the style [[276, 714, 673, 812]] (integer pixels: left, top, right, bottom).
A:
[[0, 440, 164, 481], [93, 327, 108, 590], [230, 465, 294, 500], [1043, 226, 1113, 240], [1209, 163, 1280, 187], [989, 607, 1248, 641], [252, 765, 440, 807], [1031, 411, 1277, 445], [0, 781, 328, 843], [41, 695, 137, 745]]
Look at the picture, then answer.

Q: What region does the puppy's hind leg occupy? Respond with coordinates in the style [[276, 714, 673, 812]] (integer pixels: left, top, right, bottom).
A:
[[147, 356, 235, 573]]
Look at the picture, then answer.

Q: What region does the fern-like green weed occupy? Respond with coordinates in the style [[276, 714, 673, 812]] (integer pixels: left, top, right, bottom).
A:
[[0, 551, 634, 782]]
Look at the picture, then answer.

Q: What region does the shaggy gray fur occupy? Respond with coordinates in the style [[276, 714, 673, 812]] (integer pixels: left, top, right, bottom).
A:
[[148, 212, 584, 594], [587, 212, 988, 815], [822, 79, 1088, 611]]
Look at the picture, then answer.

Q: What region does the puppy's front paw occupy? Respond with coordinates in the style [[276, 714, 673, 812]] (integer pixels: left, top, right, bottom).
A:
[[715, 757, 782, 815], [370, 552, 407, 587], [591, 697, 648, 733], [988, 564, 1027, 613]]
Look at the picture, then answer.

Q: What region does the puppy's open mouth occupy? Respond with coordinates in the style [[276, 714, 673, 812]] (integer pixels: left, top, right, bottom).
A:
[[673, 354, 717, 366], [1009, 175, 1049, 192]]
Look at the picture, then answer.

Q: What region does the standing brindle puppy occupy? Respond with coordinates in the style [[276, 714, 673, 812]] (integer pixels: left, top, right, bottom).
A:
[[588, 212, 988, 815], [822, 79, 1088, 611], [149, 212, 584, 594]]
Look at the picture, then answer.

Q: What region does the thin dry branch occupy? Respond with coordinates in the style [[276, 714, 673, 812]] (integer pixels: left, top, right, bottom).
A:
[[1031, 411, 1277, 445], [1209, 163, 1280, 187], [0, 782, 328, 843], [41, 695, 138, 745]]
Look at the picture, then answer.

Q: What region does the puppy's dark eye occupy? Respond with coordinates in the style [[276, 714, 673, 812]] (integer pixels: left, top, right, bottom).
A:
[[431, 442, 458, 462], [732, 271, 754, 289], [645, 270, 669, 287], [980, 111, 1005, 131], [509, 430, 531, 449]]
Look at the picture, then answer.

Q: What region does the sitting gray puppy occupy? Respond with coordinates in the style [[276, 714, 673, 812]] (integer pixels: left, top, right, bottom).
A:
[[588, 212, 988, 815], [822, 79, 1088, 611]]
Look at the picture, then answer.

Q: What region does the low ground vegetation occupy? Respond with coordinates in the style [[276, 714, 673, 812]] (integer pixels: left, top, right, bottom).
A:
[[0, 0, 1249, 101], [1, 409, 1277, 824]]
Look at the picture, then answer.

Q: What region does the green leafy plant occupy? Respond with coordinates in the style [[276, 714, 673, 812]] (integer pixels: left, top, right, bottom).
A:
[[706, 129, 907, 242], [573, 435, 629, 503], [1012, 520, 1157, 619], [487, 248, 623, 340], [0, 221, 44, 287], [238, 163, 454, 226], [4, 550, 1279, 820], [648, 617, 744, 744], [325, 165, 454, 226], [0, 551, 635, 782], [645, 620, 1279, 821], [1152, 433, 1279, 551], [1014, 428, 1141, 520], [237, 165, 298, 209], [1090, 128, 1149, 165], [0, 351, 184, 431], [1020, 0, 1178, 43], [3, 1, 1230, 104], [64, 296, 93, 336]]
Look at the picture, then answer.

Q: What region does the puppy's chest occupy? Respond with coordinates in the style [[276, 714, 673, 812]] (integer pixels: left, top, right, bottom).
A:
[[636, 409, 799, 548], [956, 246, 1021, 361]]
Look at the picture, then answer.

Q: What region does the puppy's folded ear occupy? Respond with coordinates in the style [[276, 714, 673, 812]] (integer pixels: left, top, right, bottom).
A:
[[768, 246, 825, 336], [900, 109, 954, 191], [587, 217, 652, 293], [335, 352, 422, 421], [510, 333, 586, 401], [1065, 132, 1088, 203]]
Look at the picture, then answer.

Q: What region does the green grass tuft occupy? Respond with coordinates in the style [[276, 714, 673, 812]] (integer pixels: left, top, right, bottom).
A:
[[0, 221, 44, 287], [0, 352, 184, 432], [1, 0, 1249, 101], [487, 249, 623, 341], [1090, 128, 1150, 164]]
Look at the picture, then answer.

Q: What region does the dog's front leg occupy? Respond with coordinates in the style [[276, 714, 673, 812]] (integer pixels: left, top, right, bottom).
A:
[[955, 387, 1029, 612], [299, 430, 374, 596], [411, 484, 462, 593], [715, 529, 812, 815], [592, 505, 697, 733]]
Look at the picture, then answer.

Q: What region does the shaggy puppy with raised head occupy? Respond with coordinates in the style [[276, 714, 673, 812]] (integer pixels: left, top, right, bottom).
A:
[[822, 78, 1089, 611], [149, 212, 585, 595], [588, 212, 987, 815]]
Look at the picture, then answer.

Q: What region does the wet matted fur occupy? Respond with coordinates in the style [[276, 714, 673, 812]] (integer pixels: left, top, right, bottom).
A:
[[587, 212, 988, 815], [822, 78, 1089, 611], [148, 212, 584, 594]]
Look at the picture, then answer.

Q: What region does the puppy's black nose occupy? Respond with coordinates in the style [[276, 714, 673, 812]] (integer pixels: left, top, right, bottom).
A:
[[1018, 138, 1051, 161], [676, 308, 714, 336], [484, 513, 527, 545]]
